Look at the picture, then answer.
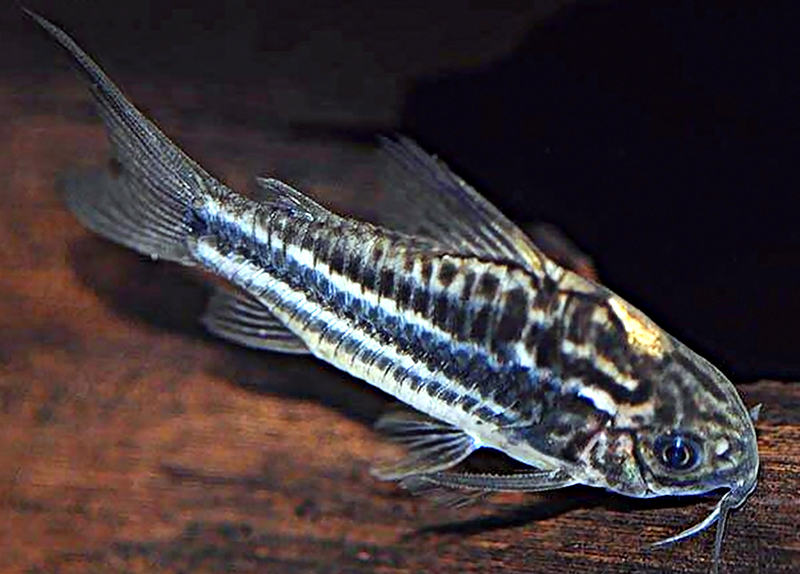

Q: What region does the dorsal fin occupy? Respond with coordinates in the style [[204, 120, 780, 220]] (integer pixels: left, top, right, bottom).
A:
[[375, 136, 547, 271]]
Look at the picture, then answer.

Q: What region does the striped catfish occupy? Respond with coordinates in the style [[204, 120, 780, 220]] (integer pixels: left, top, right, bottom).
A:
[[28, 10, 759, 572]]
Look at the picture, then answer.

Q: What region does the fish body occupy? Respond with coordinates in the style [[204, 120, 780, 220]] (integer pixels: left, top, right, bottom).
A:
[[193, 194, 755, 501], [27, 10, 759, 572]]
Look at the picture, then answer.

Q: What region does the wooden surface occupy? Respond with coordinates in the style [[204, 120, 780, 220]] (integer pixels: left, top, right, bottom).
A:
[[3, 5, 800, 574]]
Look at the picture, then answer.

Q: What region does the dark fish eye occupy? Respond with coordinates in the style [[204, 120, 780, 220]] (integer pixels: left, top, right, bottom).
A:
[[654, 433, 701, 471]]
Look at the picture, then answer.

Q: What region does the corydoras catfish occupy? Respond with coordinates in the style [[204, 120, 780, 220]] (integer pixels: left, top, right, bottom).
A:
[[27, 10, 759, 573]]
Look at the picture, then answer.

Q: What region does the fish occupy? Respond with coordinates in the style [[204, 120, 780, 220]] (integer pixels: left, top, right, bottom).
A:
[[25, 9, 759, 573]]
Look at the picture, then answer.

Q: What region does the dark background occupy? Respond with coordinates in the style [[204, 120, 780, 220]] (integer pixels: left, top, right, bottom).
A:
[[6, 0, 799, 379], [403, 2, 800, 382], [2, 2, 799, 573]]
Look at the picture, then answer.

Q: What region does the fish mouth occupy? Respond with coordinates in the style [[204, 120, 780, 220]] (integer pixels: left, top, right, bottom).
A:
[[650, 477, 757, 574]]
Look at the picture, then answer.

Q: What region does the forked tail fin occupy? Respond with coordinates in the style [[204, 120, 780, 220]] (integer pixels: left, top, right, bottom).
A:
[[25, 9, 225, 264]]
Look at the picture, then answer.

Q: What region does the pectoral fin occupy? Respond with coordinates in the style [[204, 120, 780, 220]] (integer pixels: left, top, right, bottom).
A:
[[371, 410, 478, 480], [398, 478, 493, 508]]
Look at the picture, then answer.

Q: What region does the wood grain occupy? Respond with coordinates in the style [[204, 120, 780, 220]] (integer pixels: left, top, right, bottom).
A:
[[3, 20, 800, 574]]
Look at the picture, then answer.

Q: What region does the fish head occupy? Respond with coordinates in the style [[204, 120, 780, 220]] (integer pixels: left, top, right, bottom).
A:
[[633, 339, 759, 504], [635, 338, 759, 571], [580, 297, 759, 567], [564, 290, 759, 504]]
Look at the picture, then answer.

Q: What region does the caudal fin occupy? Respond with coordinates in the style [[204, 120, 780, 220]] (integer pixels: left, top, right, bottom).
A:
[[61, 168, 194, 262], [25, 9, 225, 264]]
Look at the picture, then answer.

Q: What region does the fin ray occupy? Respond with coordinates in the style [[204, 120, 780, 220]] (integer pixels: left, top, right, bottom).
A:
[[62, 169, 192, 262], [376, 136, 546, 271], [202, 288, 309, 354], [526, 223, 597, 281], [371, 410, 478, 480], [402, 468, 576, 493], [253, 177, 330, 219], [26, 9, 225, 263], [399, 479, 492, 508], [398, 468, 576, 507]]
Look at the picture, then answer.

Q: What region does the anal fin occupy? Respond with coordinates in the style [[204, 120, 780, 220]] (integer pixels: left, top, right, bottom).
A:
[[202, 288, 309, 354], [371, 410, 478, 481]]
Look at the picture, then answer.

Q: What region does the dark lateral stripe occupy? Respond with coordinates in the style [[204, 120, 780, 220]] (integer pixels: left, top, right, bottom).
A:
[[263, 237, 499, 365], [437, 260, 458, 287], [327, 233, 347, 276], [460, 270, 477, 301], [379, 266, 396, 299], [395, 275, 413, 309], [291, 256, 534, 371], [420, 257, 433, 284], [411, 283, 430, 315], [234, 211, 558, 374], [432, 291, 452, 331], [469, 305, 493, 344], [564, 296, 597, 343], [591, 328, 632, 376], [198, 212, 567, 430]]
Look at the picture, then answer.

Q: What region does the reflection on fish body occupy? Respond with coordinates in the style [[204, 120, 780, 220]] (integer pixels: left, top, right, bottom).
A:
[[26, 9, 759, 573]]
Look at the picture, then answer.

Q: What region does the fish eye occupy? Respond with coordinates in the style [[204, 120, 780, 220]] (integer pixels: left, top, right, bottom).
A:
[[654, 433, 701, 471]]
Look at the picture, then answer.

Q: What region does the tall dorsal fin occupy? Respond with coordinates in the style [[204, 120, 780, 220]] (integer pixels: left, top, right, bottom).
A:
[[375, 136, 547, 272]]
